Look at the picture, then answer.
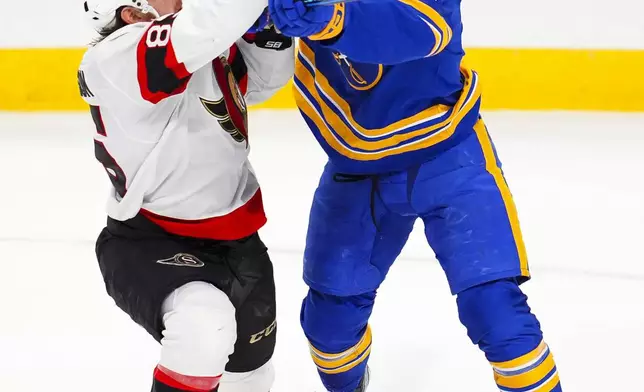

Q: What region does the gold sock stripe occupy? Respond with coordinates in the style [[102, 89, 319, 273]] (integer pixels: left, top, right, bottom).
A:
[[494, 351, 556, 389], [499, 370, 560, 392], [534, 370, 561, 392], [317, 346, 372, 374], [309, 325, 372, 373]]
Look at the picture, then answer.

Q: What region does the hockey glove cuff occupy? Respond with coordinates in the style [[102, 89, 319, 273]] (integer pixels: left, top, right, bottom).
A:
[[268, 0, 344, 39], [243, 26, 294, 51]]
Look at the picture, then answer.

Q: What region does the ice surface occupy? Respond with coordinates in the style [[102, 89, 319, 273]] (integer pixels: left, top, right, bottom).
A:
[[1, 111, 643, 391]]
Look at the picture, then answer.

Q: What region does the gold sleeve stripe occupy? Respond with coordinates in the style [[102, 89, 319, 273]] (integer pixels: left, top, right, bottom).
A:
[[399, 0, 453, 56], [424, 20, 445, 57], [473, 121, 531, 279], [309, 3, 346, 41], [490, 341, 546, 371], [299, 41, 457, 137], [309, 325, 372, 372]]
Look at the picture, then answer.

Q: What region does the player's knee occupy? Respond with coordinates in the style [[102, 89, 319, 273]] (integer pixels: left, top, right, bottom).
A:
[[219, 360, 275, 392], [159, 281, 237, 377], [300, 287, 375, 372], [456, 278, 543, 359], [302, 289, 374, 337]]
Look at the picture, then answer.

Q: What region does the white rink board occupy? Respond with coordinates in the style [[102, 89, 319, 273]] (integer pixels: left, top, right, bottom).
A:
[[1, 111, 643, 391]]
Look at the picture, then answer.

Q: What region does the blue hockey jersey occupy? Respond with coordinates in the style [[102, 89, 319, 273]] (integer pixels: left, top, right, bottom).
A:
[[293, 0, 482, 174]]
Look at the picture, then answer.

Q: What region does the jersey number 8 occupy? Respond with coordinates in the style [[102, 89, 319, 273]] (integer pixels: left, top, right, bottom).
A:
[[146, 25, 171, 48]]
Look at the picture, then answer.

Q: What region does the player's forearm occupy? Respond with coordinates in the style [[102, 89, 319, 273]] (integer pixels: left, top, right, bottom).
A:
[[313, 0, 453, 65], [236, 34, 295, 105], [171, 0, 269, 72]]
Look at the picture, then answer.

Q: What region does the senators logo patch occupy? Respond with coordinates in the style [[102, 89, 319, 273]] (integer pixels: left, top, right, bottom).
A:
[[207, 55, 249, 146], [156, 253, 205, 268], [228, 70, 247, 113], [200, 96, 247, 143], [333, 52, 383, 91]]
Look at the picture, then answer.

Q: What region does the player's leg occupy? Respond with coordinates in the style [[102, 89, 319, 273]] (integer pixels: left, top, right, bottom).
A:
[[159, 278, 276, 392], [416, 119, 562, 391], [156, 233, 278, 392], [154, 281, 237, 392], [218, 233, 277, 392], [300, 163, 416, 392], [457, 278, 561, 391], [157, 286, 277, 392], [97, 226, 234, 391], [218, 361, 275, 392], [95, 216, 276, 392]]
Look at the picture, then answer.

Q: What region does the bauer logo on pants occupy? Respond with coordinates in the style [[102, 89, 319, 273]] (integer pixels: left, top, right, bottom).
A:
[[156, 253, 205, 268]]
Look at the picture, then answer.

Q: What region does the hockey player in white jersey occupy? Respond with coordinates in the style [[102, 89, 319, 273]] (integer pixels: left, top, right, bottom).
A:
[[78, 0, 294, 390]]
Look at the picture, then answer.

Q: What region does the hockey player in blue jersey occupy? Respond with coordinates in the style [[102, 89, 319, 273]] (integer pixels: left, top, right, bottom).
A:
[[267, 0, 563, 391]]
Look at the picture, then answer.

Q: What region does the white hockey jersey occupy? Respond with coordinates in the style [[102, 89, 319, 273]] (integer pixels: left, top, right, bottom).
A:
[[78, 0, 294, 240]]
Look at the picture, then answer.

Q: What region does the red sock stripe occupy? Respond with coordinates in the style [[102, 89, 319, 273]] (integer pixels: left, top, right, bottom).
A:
[[154, 365, 221, 391]]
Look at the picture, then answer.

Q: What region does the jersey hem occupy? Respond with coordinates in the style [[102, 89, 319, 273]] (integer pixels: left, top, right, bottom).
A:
[[140, 189, 267, 241]]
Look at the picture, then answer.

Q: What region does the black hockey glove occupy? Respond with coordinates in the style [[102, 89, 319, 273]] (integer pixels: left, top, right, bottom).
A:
[[243, 26, 293, 51]]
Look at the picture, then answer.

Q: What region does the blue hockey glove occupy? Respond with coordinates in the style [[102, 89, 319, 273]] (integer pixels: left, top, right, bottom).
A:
[[247, 7, 272, 34], [268, 0, 344, 39]]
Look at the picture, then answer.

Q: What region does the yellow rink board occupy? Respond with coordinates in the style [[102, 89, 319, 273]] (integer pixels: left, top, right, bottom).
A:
[[0, 47, 642, 112]]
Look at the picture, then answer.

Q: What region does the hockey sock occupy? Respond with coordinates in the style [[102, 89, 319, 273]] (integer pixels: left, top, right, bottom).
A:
[[301, 290, 375, 392], [152, 365, 221, 392], [457, 279, 562, 391]]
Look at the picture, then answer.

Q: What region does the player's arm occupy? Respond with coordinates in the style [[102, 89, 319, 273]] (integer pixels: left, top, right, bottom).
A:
[[234, 28, 295, 105], [270, 0, 456, 65], [315, 0, 455, 64], [138, 0, 269, 103]]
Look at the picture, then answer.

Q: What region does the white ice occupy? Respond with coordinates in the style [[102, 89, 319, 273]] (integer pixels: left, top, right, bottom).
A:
[[1, 111, 643, 392]]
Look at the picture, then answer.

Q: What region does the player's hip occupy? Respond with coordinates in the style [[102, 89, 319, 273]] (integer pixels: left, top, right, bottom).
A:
[[95, 214, 275, 325], [303, 118, 529, 295], [312, 116, 497, 189], [99, 211, 262, 249]]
